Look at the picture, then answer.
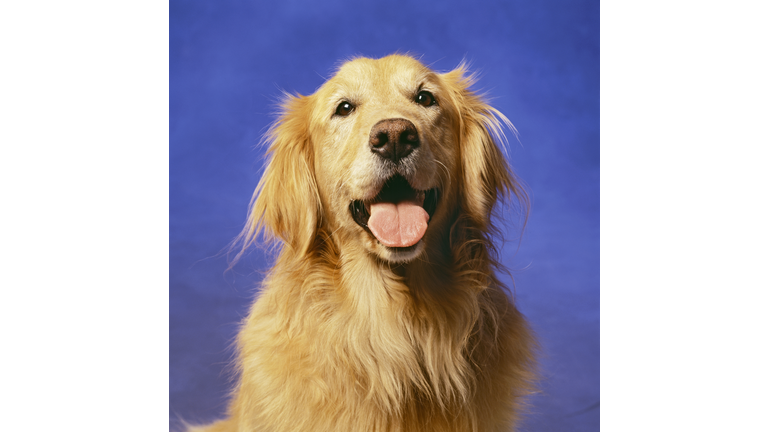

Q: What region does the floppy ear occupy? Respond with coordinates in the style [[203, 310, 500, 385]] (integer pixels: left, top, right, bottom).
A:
[[440, 66, 529, 228], [235, 93, 321, 259]]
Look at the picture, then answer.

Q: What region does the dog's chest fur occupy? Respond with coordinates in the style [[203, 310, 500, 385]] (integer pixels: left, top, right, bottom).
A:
[[227, 249, 526, 432]]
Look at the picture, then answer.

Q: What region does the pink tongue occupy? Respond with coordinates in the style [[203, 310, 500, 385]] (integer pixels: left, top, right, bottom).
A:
[[368, 200, 429, 247]]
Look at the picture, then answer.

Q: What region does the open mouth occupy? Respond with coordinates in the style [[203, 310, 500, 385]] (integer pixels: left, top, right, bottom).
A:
[[349, 175, 439, 248]]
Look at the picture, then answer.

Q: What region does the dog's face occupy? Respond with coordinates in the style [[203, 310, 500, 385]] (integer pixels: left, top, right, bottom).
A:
[[309, 56, 458, 262], [242, 55, 518, 265]]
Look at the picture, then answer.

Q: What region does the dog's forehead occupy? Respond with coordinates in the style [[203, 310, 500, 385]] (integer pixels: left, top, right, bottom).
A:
[[323, 56, 435, 96]]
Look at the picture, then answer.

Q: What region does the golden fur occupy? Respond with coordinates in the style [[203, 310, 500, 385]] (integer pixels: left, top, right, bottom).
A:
[[190, 54, 536, 432]]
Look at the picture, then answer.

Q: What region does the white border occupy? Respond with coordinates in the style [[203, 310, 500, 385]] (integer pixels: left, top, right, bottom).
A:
[[0, 1, 168, 430]]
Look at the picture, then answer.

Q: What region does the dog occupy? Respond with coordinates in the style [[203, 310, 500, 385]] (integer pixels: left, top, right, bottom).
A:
[[190, 54, 536, 432]]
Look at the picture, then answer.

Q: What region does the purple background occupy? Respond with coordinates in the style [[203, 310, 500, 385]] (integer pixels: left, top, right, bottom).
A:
[[170, 0, 599, 430]]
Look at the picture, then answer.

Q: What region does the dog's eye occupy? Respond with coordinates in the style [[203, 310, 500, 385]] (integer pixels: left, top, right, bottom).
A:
[[335, 101, 355, 116], [415, 91, 436, 107]]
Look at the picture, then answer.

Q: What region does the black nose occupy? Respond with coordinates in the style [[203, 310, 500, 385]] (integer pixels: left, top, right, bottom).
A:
[[369, 118, 419, 163]]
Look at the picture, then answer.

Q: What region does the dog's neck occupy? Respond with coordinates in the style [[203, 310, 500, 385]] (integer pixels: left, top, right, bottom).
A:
[[334, 244, 482, 406]]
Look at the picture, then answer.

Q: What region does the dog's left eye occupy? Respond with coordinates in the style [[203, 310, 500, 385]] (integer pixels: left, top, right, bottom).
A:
[[335, 101, 355, 116], [415, 91, 436, 107]]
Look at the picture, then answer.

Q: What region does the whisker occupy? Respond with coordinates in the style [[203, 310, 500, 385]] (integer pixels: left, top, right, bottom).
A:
[[434, 159, 451, 187]]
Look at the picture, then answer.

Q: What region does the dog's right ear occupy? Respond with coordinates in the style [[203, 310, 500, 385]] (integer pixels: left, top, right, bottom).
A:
[[233, 93, 321, 261]]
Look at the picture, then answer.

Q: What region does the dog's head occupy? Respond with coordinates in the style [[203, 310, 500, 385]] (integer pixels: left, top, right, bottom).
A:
[[238, 55, 525, 264]]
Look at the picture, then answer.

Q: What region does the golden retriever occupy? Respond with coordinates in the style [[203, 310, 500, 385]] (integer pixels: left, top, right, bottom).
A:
[[190, 54, 536, 432]]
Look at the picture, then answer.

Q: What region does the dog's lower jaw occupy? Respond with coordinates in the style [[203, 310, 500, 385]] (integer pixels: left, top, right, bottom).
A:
[[372, 239, 426, 263]]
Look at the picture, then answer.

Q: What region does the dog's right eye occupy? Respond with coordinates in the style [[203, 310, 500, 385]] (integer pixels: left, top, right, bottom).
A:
[[335, 101, 355, 116]]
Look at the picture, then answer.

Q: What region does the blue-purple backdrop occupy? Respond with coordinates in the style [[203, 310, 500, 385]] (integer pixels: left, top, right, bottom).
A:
[[170, 0, 599, 430]]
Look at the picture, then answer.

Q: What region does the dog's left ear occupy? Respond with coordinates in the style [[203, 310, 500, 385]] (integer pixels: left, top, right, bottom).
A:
[[235, 94, 321, 259], [440, 66, 529, 228]]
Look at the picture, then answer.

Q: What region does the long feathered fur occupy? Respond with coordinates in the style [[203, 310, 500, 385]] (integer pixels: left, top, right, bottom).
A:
[[191, 54, 536, 432]]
